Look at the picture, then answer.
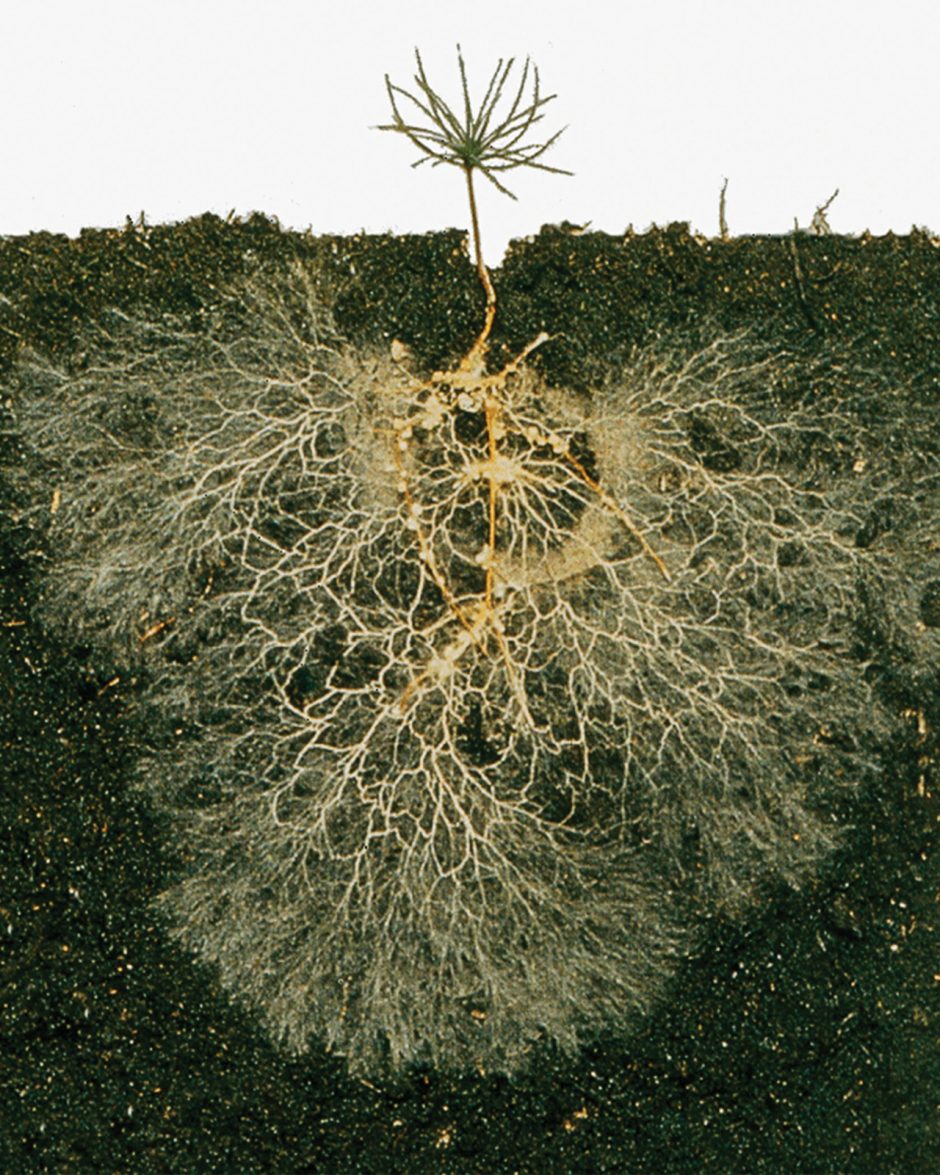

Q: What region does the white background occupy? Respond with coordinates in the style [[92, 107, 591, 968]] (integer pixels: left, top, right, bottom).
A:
[[1, 0, 937, 265]]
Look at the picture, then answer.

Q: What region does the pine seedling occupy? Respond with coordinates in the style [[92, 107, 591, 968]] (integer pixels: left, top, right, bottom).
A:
[[379, 46, 571, 360], [373, 50, 670, 727]]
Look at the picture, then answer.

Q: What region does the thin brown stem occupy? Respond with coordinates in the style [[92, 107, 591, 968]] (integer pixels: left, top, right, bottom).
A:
[[463, 165, 497, 364], [484, 393, 500, 608]]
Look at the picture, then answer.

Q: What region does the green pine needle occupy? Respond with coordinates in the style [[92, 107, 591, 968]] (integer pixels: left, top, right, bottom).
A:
[[378, 45, 572, 199]]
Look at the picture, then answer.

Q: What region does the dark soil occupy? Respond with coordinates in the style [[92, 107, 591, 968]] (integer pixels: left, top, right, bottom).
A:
[[1, 215, 937, 1173]]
